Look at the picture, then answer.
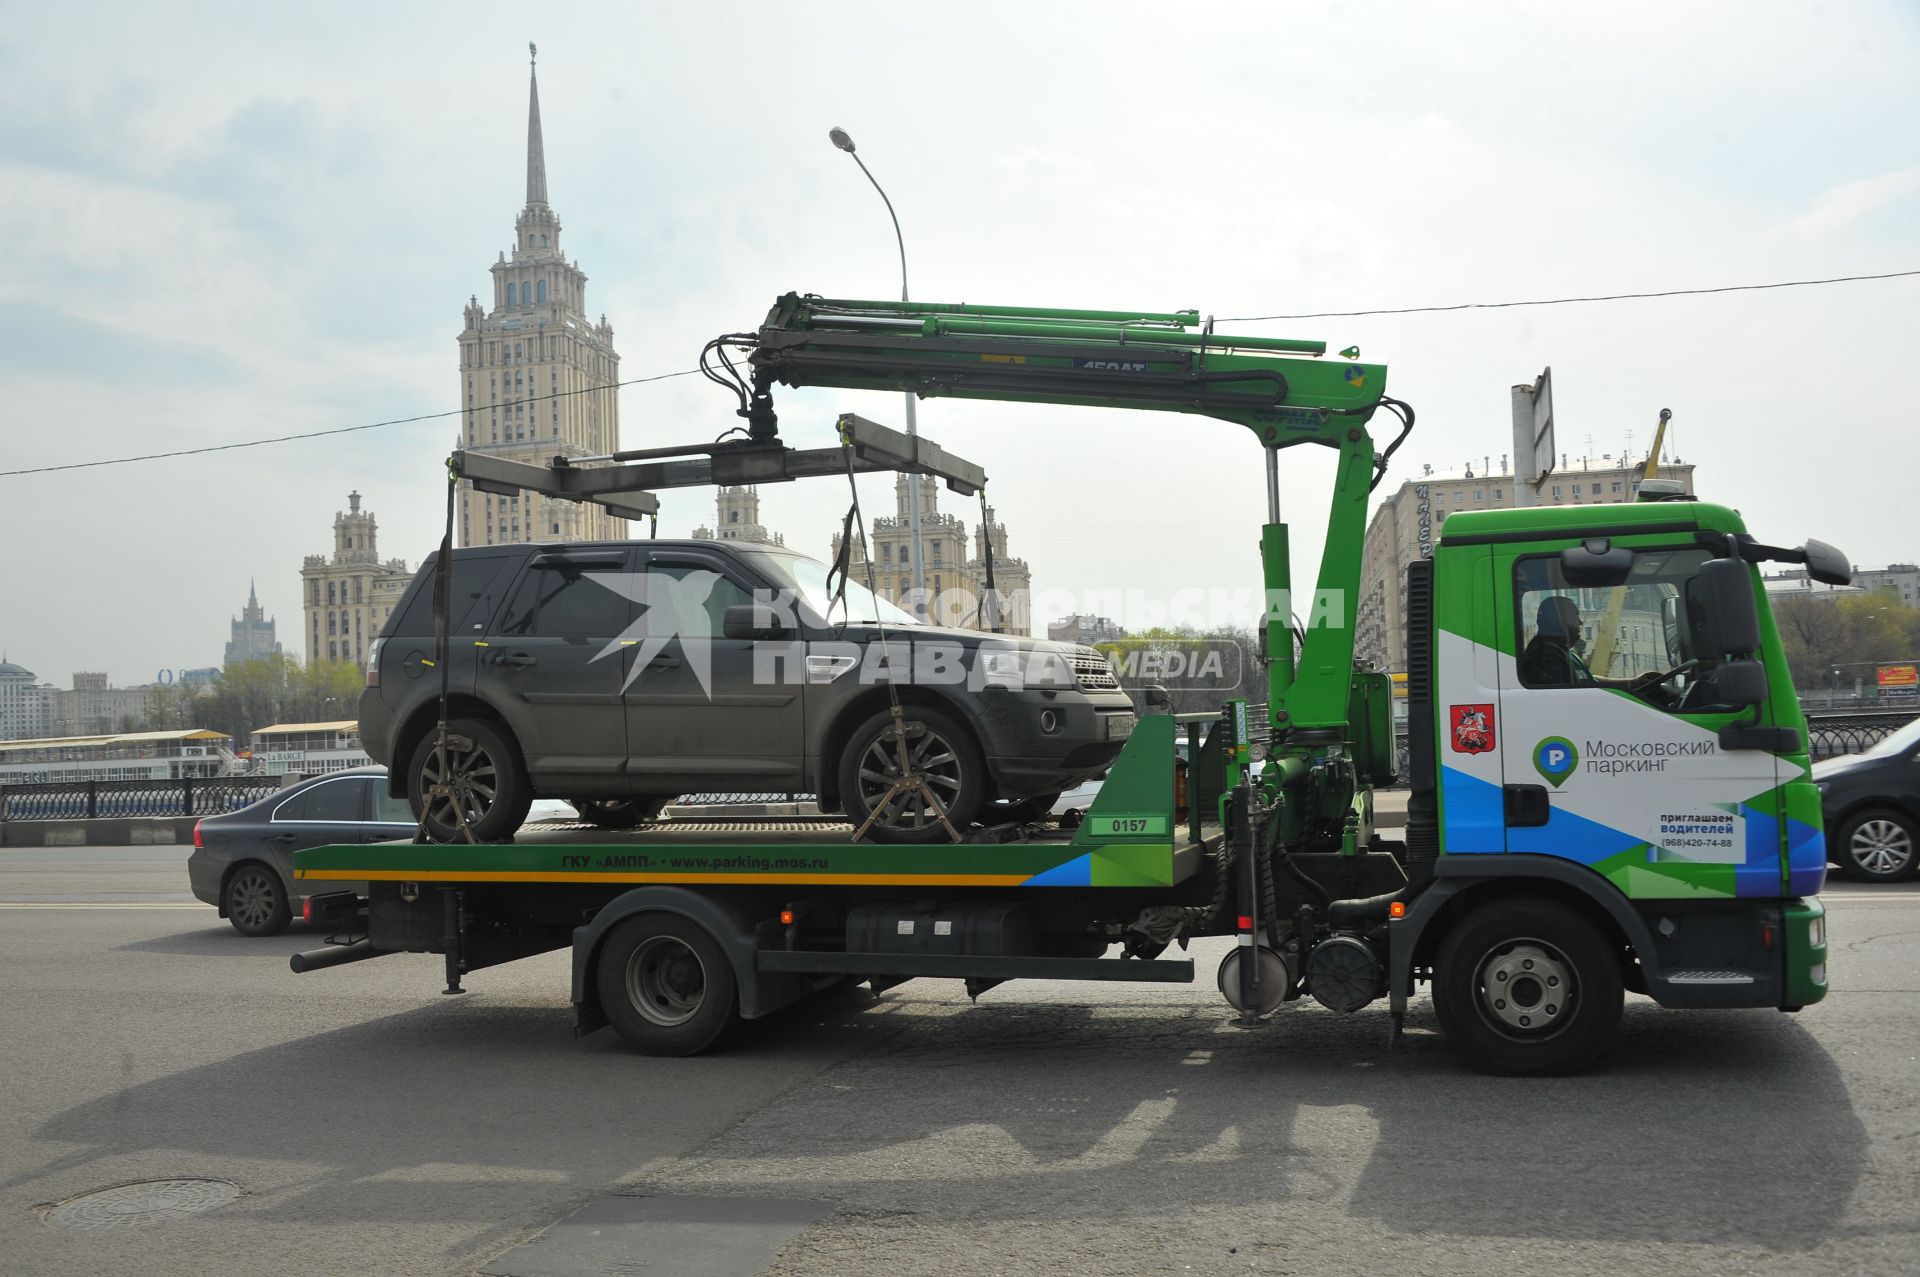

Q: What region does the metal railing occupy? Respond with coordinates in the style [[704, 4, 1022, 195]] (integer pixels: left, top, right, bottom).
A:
[[0, 777, 292, 822], [1805, 711, 1915, 761]]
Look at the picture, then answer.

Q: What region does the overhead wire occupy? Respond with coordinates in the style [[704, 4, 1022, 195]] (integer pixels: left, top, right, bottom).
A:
[[1218, 267, 1920, 322], [6, 265, 1914, 478], [0, 368, 702, 477]]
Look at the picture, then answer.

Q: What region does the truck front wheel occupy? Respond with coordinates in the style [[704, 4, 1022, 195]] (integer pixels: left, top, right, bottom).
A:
[[1433, 897, 1623, 1076], [596, 913, 740, 1056]]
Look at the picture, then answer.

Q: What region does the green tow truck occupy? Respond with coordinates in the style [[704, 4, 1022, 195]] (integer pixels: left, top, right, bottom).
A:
[[292, 295, 1845, 1075]]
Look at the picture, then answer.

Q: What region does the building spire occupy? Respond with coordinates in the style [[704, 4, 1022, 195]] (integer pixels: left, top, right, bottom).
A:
[[526, 42, 548, 208]]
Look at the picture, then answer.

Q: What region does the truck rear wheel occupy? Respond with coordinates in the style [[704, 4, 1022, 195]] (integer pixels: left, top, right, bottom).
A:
[[1433, 897, 1623, 1076], [596, 913, 740, 1056]]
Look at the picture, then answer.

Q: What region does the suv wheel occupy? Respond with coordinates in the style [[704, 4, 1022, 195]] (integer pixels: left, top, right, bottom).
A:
[[407, 717, 532, 843], [1836, 806, 1919, 882], [838, 705, 985, 844]]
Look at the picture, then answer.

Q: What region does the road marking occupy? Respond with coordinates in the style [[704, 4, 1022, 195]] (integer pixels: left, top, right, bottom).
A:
[[1823, 893, 1920, 904], [0, 902, 211, 910]]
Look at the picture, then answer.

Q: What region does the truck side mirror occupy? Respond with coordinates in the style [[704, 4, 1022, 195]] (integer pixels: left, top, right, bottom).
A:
[[1696, 558, 1760, 657], [1801, 538, 1851, 587], [1659, 594, 1686, 666], [1715, 658, 1768, 709], [722, 604, 792, 641], [1561, 540, 1633, 586]]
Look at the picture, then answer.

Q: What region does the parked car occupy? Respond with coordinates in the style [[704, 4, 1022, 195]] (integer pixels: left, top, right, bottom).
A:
[[359, 541, 1137, 845], [1813, 718, 1920, 882], [187, 766, 577, 935]]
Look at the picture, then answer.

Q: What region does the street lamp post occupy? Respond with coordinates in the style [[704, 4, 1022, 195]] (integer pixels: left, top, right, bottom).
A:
[[829, 126, 927, 617]]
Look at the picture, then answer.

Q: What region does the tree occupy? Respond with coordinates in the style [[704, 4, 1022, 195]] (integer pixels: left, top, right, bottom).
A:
[[1096, 626, 1258, 716], [1774, 596, 1848, 689], [138, 656, 365, 751], [1775, 593, 1920, 694]]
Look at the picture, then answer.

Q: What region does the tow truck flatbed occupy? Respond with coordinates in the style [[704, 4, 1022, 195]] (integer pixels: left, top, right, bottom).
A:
[[295, 819, 1220, 891]]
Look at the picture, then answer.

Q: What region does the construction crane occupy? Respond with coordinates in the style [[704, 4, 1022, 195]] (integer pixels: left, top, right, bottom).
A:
[[1586, 407, 1672, 675]]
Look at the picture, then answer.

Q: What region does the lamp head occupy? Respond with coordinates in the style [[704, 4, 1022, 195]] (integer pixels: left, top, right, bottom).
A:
[[828, 126, 856, 154]]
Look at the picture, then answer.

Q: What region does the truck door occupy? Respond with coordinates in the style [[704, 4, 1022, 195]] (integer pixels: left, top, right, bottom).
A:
[[1493, 543, 1786, 897], [621, 548, 807, 795], [478, 549, 637, 796]]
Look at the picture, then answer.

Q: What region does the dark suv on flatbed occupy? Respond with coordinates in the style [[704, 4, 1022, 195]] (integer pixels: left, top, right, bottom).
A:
[[359, 540, 1136, 843]]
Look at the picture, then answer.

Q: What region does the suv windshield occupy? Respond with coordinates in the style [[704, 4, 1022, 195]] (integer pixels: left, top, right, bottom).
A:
[[741, 550, 920, 626]]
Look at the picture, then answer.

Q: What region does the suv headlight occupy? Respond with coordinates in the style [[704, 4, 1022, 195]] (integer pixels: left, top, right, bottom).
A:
[[978, 649, 1076, 689]]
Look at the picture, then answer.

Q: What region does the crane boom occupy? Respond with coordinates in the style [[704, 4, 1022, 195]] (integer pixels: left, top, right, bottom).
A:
[[714, 295, 1414, 811]]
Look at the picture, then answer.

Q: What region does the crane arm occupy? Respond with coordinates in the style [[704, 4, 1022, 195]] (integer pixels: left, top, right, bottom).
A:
[[733, 293, 1393, 457], [716, 294, 1414, 746]]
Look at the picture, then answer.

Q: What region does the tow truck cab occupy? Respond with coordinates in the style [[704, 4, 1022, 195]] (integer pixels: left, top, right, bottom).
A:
[[1404, 498, 1834, 1012]]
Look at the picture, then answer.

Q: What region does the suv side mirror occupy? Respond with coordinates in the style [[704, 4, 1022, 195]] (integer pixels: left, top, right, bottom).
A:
[[1561, 540, 1633, 586], [1716, 658, 1767, 709], [1696, 558, 1760, 657], [723, 604, 792, 641]]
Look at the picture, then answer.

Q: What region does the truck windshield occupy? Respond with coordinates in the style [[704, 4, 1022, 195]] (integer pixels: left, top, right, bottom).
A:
[[740, 550, 921, 627]]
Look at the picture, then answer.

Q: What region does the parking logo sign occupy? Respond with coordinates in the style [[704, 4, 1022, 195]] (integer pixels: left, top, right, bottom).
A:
[[1533, 737, 1579, 787]]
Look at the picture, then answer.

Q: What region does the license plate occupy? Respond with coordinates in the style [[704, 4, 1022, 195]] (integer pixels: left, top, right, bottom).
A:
[[1105, 714, 1136, 741]]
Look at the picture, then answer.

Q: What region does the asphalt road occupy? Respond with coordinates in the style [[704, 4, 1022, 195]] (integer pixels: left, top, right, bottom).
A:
[[2, 845, 1916, 1276]]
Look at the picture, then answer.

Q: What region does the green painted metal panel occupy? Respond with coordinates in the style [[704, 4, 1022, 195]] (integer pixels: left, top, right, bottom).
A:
[[1090, 844, 1179, 887], [1073, 713, 1177, 850]]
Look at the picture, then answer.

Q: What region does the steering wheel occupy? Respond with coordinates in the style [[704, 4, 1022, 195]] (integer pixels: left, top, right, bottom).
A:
[[1643, 658, 1699, 687], [1633, 659, 1699, 708]]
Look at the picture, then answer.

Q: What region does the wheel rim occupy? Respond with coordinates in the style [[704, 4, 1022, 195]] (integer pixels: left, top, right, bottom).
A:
[[418, 737, 498, 832], [229, 870, 277, 930], [625, 936, 708, 1027], [1850, 819, 1914, 876], [856, 721, 965, 833], [1471, 938, 1575, 1039]]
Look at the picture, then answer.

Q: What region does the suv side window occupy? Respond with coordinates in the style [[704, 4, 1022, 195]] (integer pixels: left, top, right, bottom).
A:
[[644, 561, 754, 638], [497, 558, 630, 637], [389, 552, 515, 637]]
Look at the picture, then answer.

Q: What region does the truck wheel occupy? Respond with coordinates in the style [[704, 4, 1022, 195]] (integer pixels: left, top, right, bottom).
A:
[[1433, 897, 1623, 1076], [596, 913, 740, 1056], [839, 705, 985, 843], [407, 718, 532, 843], [224, 863, 291, 937], [1834, 807, 1918, 882], [574, 797, 670, 830]]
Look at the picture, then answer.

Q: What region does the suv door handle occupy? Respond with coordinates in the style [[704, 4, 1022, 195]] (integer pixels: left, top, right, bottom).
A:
[[493, 652, 537, 668], [268, 833, 297, 845], [646, 655, 681, 670]]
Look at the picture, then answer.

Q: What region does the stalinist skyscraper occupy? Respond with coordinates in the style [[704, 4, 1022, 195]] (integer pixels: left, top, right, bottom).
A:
[[455, 45, 625, 546]]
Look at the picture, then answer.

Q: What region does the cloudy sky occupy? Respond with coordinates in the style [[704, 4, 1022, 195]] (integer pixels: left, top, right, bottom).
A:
[[2, 1, 1915, 687]]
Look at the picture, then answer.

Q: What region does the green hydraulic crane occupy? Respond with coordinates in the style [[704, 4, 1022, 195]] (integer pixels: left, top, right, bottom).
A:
[[709, 293, 1414, 829]]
